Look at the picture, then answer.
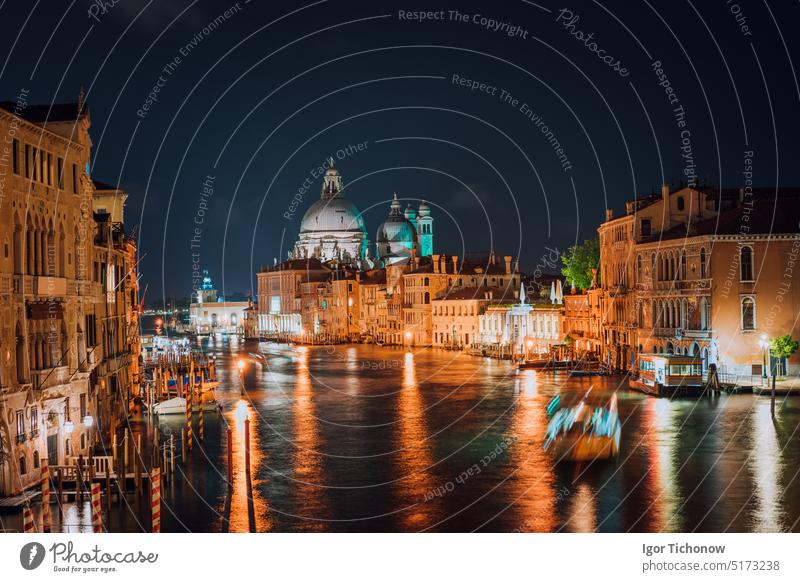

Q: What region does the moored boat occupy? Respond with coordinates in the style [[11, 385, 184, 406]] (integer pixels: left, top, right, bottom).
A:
[[152, 396, 220, 415], [629, 353, 704, 397]]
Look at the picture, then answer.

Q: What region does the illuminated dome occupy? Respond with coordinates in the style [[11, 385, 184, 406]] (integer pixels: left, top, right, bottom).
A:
[[300, 197, 366, 233], [376, 194, 418, 265], [292, 161, 369, 264]]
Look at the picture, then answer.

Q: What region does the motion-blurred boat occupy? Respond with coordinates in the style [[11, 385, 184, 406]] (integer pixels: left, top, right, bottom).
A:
[[543, 390, 621, 461]]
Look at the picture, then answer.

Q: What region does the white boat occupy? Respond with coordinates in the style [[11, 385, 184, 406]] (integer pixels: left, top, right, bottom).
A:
[[152, 397, 220, 416], [152, 397, 187, 416]]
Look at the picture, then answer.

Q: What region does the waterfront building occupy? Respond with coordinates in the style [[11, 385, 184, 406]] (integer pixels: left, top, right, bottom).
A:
[[357, 269, 387, 341], [562, 274, 603, 358], [403, 253, 521, 346], [599, 184, 800, 375], [478, 285, 563, 357], [316, 272, 360, 342], [189, 270, 248, 335], [91, 181, 141, 440], [0, 96, 139, 496], [256, 258, 330, 337], [431, 286, 508, 348]]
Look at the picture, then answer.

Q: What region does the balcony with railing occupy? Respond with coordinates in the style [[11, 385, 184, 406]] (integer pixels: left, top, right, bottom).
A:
[[30, 365, 70, 390]]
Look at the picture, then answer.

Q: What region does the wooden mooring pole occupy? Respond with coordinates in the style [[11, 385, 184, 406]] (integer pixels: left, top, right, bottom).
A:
[[244, 419, 251, 476], [135, 434, 142, 495], [771, 373, 777, 418], [227, 428, 233, 486]]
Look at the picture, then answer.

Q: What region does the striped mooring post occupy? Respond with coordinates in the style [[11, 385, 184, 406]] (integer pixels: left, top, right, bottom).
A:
[[41, 458, 51, 532], [185, 387, 193, 451], [22, 506, 35, 533], [91, 482, 103, 533], [198, 384, 204, 442], [151, 467, 161, 533]]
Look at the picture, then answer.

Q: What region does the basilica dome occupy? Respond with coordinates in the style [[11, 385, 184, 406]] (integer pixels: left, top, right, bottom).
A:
[[292, 161, 369, 265], [300, 197, 366, 234]]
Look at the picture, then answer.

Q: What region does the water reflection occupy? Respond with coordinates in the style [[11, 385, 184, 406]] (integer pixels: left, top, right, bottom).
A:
[[394, 351, 439, 530], [751, 402, 784, 531], [509, 370, 557, 532], [289, 345, 328, 531], [567, 483, 596, 533], [17, 339, 797, 533], [643, 398, 682, 532], [226, 396, 269, 532]]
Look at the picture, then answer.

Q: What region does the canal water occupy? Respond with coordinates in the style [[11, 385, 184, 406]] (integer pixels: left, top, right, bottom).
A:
[[3, 335, 799, 533]]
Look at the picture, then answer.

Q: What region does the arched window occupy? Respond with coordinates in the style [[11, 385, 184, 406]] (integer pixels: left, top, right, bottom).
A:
[[424, 292, 430, 305], [423, 277, 429, 286], [681, 298, 688, 329], [680, 250, 687, 280], [741, 296, 755, 330], [637, 255, 642, 283], [13, 212, 23, 274], [58, 224, 66, 276], [677, 196, 685, 211], [33, 450, 40, 469], [699, 297, 709, 331], [740, 246, 753, 281], [15, 321, 27, 384], [699, 247, 706, 278], [666, 341, 674, 354]]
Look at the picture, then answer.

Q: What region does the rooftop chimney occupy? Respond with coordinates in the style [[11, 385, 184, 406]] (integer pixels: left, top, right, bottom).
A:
[[432, 254, 440, 274], [662, 183, 671, 226], [452, 255, 459, 273], [605, 208, 613, 222], [503, 255, 512, 275]]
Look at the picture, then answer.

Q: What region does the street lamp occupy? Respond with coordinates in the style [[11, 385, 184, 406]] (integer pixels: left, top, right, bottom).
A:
[[758, 334, 769, 380]]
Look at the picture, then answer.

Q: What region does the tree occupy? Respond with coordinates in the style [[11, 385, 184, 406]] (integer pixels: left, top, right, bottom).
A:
[[769, 335, 799, 376], [561, 239, 600, 290]]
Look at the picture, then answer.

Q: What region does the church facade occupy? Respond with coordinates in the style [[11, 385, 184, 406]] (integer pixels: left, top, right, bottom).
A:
[[290, 161, 433, 268]]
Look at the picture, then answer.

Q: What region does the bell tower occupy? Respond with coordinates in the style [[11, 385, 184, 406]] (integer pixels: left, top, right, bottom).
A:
[[416, 201, 433, 257]]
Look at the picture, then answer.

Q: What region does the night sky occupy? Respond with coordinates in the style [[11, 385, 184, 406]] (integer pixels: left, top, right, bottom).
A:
[[2, 0, 799, 302]]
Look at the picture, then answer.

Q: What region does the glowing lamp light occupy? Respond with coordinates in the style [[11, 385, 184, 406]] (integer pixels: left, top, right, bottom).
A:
[[237, 359, 245, 371], [405, 331, 413, 341], [347, 297, 354, 307], [64, 420, 74, 434], [155, 318, 163, 327], [83, 415, 94, 428], [235, 399, 249, 423], [525, 339, 534, 349]]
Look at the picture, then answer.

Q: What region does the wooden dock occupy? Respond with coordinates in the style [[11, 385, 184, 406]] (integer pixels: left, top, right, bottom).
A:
[[0, 490, 41, 509]]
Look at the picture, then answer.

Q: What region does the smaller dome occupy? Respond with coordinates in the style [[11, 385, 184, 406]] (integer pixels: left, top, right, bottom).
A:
[[377, 220, 415, 244], [404, 204, 417, 221], [376, 194, 418, 259], [325, 166, 339, 177]]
